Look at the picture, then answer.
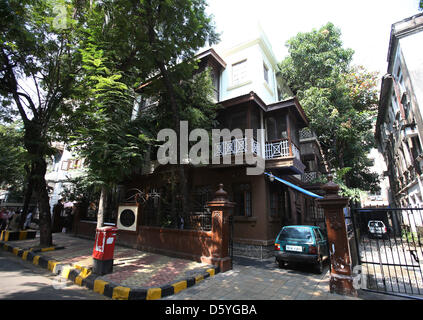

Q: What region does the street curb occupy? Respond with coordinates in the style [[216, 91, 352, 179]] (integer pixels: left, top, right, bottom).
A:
[[0, 230, 37, 241], [0, 240, 220, 300]]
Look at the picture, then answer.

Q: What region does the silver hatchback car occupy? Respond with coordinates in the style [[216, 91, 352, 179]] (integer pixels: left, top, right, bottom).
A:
[[368, 220, 388, 239]]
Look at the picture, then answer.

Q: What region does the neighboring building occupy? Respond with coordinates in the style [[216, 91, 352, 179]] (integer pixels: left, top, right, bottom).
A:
[[45, 142, 85, 213], [360, 148, 390, 208], [375, 12, 423, 208], [74, 26, 327, 260]]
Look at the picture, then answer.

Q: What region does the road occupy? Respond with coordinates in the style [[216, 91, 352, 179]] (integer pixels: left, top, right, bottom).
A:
[[0, 249, 109, 300]]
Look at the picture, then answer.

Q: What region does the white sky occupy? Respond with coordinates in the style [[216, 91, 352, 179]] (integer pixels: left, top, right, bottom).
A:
[[206, 0, 420, 76]]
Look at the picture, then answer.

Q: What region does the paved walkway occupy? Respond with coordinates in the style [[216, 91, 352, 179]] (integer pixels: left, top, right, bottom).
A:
[[8, 232, 214, 290], [1, 232, 412, 300], [164, 256, 359, 300]]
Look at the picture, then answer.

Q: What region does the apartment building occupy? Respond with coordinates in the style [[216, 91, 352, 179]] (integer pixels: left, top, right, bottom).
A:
[[375, 13, 423, 208]]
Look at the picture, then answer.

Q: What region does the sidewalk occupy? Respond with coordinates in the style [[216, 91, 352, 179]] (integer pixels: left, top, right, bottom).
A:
[[0, 231, 219, 300], [0, 231, 412, 301]]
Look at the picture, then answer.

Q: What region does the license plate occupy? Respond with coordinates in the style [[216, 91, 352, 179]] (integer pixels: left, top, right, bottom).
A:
[[286, 245, 303, 252]]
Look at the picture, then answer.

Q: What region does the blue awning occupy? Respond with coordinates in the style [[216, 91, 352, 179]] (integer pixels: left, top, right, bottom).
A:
[[264, 172, 323, 199]]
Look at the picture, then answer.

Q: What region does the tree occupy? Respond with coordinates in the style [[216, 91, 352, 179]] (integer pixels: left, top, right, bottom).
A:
[[56, 0, 218, 228], [279, 23, 379, 192], [419, 0, 423, 11], [123, 0, 219, 218], [69, 38, 149, 228], [0, 0, 81, 245]]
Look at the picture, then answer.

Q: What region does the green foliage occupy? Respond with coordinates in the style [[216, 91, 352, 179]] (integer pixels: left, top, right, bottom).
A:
[[0, 121, 27, 190], [69, 37, 149, 187], [279, 22, 380, 192]]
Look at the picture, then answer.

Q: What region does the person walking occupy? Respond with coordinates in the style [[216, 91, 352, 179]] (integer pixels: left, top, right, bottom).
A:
[[23, 210, 33, 230], [8, 210, 21, 231], [0, 208, 7, 231]]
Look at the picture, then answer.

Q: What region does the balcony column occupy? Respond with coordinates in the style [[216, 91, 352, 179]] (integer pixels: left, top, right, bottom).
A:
[[260, 110, 265, 158]]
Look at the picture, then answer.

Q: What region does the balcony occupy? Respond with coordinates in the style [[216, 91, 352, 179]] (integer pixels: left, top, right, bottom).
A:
[[213, 137, 305, 174], [265, 139, 300, 160], [214, 137, 261, 158], [265, 139, 305, 174]]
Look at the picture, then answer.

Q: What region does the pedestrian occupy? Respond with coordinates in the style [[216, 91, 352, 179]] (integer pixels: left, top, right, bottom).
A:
[[52, 199, 64, 233], [0, 208, 7, 231], [23, 210, 33, 230], [8, 210, 21, 231]]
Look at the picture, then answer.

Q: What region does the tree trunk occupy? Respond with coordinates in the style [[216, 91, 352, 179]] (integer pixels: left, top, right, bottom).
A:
[[156, 63, 189, 219], [33, 157, 53, 247], [19, 164, 34, 230], [23, 121, 53, 247], [145, 8, 189, 221], [97, 185, 107, 229]]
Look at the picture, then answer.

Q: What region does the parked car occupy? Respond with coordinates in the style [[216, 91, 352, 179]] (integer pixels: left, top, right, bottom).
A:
[[368, 220, 388, 239], [274, 225, 329, 274]]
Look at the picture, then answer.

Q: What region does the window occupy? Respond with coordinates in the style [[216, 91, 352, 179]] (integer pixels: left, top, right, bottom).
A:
[[263, 62, 269, 83], [270, 192, 278, 217], [192, 185, 212, 212], [61, 159, 82, 171], [233, 183, 252, 217], [232, 59, 247, 86], [314, 229, 323, 241], [210, 69, 219, 101], [411, 135, 423, 160]]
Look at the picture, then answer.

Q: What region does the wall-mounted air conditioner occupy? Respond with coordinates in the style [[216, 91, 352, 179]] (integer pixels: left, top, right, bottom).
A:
[[117, 204, 138, 232]]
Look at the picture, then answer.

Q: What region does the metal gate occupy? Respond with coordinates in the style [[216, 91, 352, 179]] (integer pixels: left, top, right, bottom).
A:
[[351, 207, 423, 299], [227, 214, 233, 269]]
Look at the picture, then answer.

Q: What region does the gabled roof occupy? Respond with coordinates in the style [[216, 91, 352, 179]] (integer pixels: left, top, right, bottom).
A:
[[134, 48, 226, 93], [195, 48, 226, 69]]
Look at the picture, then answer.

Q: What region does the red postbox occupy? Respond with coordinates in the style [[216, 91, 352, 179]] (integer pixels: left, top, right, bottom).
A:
[[92, 226, 117, 275]]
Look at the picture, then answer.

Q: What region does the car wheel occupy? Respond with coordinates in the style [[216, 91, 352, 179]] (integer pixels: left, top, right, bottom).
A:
[[315, 259, 323, 274], [278, 260, 286, 269]]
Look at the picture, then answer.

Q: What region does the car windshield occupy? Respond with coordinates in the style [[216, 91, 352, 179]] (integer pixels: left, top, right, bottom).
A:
[[369, 221, 383, 227], [279, 227, 312, 241]]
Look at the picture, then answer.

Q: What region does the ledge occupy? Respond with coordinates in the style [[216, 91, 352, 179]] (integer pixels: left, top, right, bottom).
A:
[[227, 80, 252, 91]]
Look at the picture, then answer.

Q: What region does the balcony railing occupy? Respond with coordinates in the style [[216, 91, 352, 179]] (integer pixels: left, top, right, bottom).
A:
[[265, 139, 300, 160], [214, 137, 301, 161], [301, 171, 321, 183], [214, 137, 261, 158]]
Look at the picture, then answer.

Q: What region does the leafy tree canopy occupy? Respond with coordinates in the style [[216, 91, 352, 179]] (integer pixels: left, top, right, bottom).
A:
[[279, 23, 380, 192]]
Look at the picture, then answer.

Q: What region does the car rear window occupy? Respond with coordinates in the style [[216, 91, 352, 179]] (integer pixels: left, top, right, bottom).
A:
[[369, 221, 383, 227], [279, 227, 312, 240]]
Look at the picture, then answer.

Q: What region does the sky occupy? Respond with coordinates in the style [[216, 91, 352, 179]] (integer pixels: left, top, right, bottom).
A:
[[205, 0, 420, 77]]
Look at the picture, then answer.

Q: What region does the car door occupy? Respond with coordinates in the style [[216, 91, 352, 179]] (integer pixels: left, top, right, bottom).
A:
[[315, 228, 328, 259]]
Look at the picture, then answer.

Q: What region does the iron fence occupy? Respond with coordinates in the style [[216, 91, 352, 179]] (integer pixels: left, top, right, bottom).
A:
[[351, 207, 423, 299]]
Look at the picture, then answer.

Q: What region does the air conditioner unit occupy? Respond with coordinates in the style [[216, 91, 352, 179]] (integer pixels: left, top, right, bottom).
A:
[[117, 204, 138, 232]]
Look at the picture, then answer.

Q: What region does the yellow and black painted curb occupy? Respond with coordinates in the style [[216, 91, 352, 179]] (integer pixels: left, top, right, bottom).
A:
[[0, 230, 37, 241], [0, 240, 220, 300]]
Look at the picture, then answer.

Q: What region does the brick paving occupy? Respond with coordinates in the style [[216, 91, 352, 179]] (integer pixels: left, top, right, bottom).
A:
[[11, 232, 214, 289], [4, 232, 412, 300]]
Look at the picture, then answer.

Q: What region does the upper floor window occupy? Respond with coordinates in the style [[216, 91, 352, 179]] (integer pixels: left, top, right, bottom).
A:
[[263, 62, 269, 84], [232, 59, 247, 87]]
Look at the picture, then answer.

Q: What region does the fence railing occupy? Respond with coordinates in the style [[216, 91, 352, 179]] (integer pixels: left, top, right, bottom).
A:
[[214, 137, 261, 158], [351, 207, 423, 298]]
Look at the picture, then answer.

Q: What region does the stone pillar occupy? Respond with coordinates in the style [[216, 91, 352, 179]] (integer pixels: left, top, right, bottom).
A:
[[317, 175, 357, 297], [206, 184, 235, 272]]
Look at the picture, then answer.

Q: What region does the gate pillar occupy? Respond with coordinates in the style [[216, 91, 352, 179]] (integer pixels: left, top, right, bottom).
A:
[[206, 184, 235, 272], [317, 175, 357, 297]]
